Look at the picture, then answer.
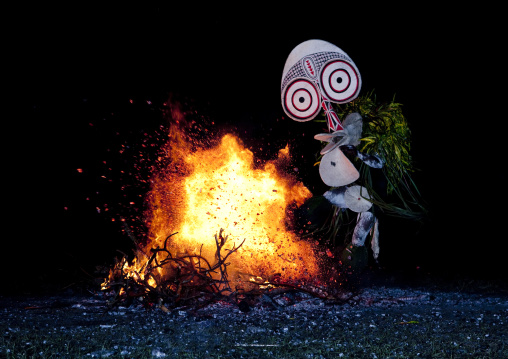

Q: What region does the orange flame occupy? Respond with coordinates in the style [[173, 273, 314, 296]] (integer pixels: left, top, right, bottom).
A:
[[106, 118, 320, 289]]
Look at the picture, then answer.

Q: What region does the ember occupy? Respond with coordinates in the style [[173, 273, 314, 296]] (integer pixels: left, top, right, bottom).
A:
[[102, 106, 325, 308]]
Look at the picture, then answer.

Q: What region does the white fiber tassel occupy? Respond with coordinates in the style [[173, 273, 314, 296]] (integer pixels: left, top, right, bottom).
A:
[[371, 218, 380, 262], [351, 211, 375, 247]]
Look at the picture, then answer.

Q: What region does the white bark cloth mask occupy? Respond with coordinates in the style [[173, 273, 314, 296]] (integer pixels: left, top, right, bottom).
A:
[[281, 40, 363, 187], [280, 39, 362, 132]]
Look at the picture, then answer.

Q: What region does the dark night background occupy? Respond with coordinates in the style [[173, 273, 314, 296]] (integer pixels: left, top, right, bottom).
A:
[[8, 5, 506, 294]]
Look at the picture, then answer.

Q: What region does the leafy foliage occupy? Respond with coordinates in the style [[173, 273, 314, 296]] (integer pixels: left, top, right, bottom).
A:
[[331, 92, 427, 220]]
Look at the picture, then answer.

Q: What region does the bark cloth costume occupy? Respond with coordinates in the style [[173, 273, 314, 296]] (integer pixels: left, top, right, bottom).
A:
[[281, 40, 426, 272]]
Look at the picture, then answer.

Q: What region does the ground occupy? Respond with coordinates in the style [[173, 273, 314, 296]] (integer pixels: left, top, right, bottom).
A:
[[1, 271, 507, 358]]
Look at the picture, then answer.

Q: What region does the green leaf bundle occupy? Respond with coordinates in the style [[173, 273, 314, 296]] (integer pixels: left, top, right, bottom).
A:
[[331, 92, 427, 220]]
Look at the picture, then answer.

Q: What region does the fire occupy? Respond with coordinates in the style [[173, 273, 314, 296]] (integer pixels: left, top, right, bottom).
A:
[[178, 134, 317, 278], [104, 122, 321, 292]]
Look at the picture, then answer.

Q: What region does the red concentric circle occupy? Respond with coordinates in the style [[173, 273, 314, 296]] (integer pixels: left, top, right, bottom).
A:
[[282, 78, 321, 121], [320, 60, 360, 103]]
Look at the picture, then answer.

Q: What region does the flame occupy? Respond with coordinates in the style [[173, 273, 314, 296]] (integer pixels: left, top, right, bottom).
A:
[[180, 134, 317, 278], [104, 121, 320, 290]]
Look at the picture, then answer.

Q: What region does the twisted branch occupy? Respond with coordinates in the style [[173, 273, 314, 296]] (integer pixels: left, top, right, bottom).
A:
[[102, 229, 246, 309]]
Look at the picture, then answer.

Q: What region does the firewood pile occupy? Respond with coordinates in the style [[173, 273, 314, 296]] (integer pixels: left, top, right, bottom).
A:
[[100, 229, 352, 312]]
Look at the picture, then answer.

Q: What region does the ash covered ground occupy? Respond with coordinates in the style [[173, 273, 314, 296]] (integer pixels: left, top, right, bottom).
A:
[[2, 271, 507, 358]]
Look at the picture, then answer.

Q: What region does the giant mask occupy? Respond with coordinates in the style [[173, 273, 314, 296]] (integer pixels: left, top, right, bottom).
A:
[[280, 39, 362, 132], [281, 39, 363, 187]]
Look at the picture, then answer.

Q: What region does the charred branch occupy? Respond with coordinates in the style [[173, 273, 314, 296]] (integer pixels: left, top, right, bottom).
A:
[[101, 229, 352, 311]]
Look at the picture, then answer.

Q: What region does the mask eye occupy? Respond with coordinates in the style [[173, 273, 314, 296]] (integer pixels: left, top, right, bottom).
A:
[[320, 60, 361, 103], [282, 78, 321, 121]]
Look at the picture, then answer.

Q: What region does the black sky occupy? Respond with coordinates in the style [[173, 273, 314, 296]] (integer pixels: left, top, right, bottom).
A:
[[11, 5, 507, 293]]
